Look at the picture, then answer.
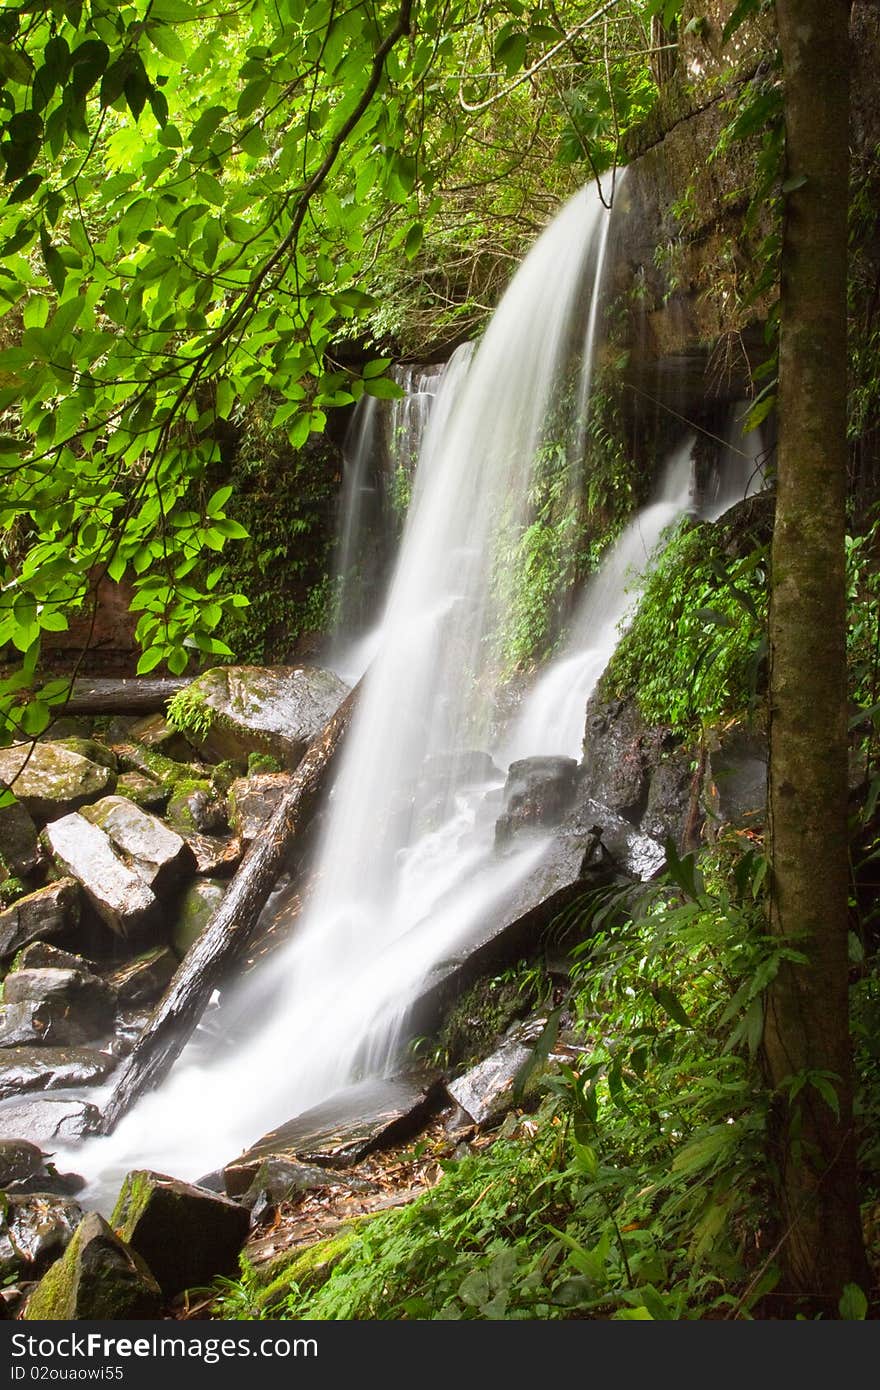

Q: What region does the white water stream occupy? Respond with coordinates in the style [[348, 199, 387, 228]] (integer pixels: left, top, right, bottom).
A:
[[68, 178, 698, 1197]]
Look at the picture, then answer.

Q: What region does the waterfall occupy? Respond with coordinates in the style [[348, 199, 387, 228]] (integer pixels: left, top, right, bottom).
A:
[[329, 361, 450, 685], [70, 178, 646, 1195], [505, 437, 695, 761]]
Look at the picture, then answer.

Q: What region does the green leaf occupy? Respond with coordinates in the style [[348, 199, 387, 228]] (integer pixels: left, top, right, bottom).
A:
[[653, 985, 691, 1029], [364, 376, 405, 400], [147, 21, 188, 63], [136, 647, 164, 675], [404, 221, 423, 260], [839, 1283, 868, 1321]]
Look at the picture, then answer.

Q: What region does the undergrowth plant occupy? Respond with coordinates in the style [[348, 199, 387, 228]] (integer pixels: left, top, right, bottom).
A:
[[216, 839, 785, 1321]]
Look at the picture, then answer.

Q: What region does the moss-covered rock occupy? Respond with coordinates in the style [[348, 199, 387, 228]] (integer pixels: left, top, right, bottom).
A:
[[0, 744, 116, 823], [165, 780, 227, 835], [168, 665, 349, 769], [252, 1224, 364, 1313], [53, 738, 118, 773], [111, 1170, 250, 1298], [24, 1212, 161, 1320], [171, 879, 226, 958], [114, 770, 169, 812], [0, 802, 41, 882]]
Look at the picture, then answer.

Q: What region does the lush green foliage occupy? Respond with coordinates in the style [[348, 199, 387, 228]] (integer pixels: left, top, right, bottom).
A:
[[600, 506, 769, 734], [217, 841, 788, 1321], [0, 0, 664, 763]]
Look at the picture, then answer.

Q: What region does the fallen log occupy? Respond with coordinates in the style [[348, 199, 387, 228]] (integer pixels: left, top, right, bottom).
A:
[[98, 681, 360, 1135], [56, 677, 190, 716]]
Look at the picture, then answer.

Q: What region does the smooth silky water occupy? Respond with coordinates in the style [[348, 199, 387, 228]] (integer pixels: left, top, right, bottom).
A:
[[63, 177, 693, 1203]]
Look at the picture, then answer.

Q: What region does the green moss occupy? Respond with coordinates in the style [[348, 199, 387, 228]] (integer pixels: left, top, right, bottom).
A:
[[247, 752, 281, 776], [166, 779, 216, 831], [211, 760, 242, 795], [111, 1170, 154, 1235], [250, 1223, 366, 1314], [54, 738, 117, 771], [0, 876, 26, 907]]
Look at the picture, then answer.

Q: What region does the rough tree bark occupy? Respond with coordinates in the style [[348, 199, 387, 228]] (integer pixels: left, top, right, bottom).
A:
[[99, 681, 360, 1135], [764, 0, 869, 1301]]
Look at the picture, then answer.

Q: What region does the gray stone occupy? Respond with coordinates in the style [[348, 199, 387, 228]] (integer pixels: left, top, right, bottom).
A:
[[12, 941, 92, 972], [0, 802, 41, 879], [165, 782, 227, 835], [228, 773, 293, 842], [111, 1170, 250, 1297], [0, 1096, 100, 1145], [24, 1212, 162, 1320], [128, 713, 198, 762], [181, 664, 349, 769], [172, 879, 226, 958], [495, 756, 579, 843], [0, 879, 81, 960], [239, 1158, 375, 1210], [183, 833, 243, 877], [447, 1038, 534, 1126], [704, 724, 768, 833], [0, 1194, 83, 1279], [54, 739, 117, 772], [224, 1075, 441, 1193], [0, 1140, 46, 1189], [114, 771, 168, 811], [643, 747, 699, 846], [80, 795, 195, 894], [0, 1046, 116, 1099], [101, 947, 177, 1006], [580, 696, 652, 822], [0, 743, 115, 823], [0, 967, 116, 1047], [41, 813, 158, 938]]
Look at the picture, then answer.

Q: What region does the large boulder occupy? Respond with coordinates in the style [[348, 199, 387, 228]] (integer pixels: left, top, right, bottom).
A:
[[111, 1170, 250, 1297], [0, 967, 116, 1047], [0, 879, 80, 960], [41, 814, 158, 938], [80, 795, 195, 894], [0, 1046, 115, 1099], [0, 743, 115, 823], [0, 1096, 100, 1145], [23, 1212, 162, 1320], [495, 756, 578, 844], [176, 665, 349, 769], [580, 696, 653, 823]]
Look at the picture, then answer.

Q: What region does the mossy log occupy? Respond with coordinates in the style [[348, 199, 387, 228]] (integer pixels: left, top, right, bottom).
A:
[[99, 681, 360, 1134]]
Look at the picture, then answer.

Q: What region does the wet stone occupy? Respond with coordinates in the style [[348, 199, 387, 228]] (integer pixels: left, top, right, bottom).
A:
[[0, 743, 115, 823], [80, 795, 195, 895], [495, 756, 579, 844], [0, 1096, 100, 1146], [166, 782, 227, 835], [0, 879, 81, 961], [12, 941, 92, 972], [41, 814, 158, 939], [0, 1046, 116, 1099], [0, 1194, 83, 1279], [446, 1038, 535, 1126], [227, 773, 293, 843], [101, 947, 177, 1007], [111, 1170, 250, 1298], [24, 1212, 162, 1320], [182, 664, 349, 769], [0, 802, 42, 880], [0, 1140, 46, 1189], [172, 879, 226, 958]]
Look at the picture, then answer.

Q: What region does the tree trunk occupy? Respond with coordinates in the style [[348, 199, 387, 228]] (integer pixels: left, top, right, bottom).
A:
[[764, 0, 868, 1301], [98, 682, 360, 1135], [59, 677, 190, 715]]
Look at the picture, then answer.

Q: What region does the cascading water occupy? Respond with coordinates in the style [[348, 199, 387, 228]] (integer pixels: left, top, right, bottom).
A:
[[505, 437, 695, 761], [328, 360, 451, 685], [70, 177, 661, 1196]]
